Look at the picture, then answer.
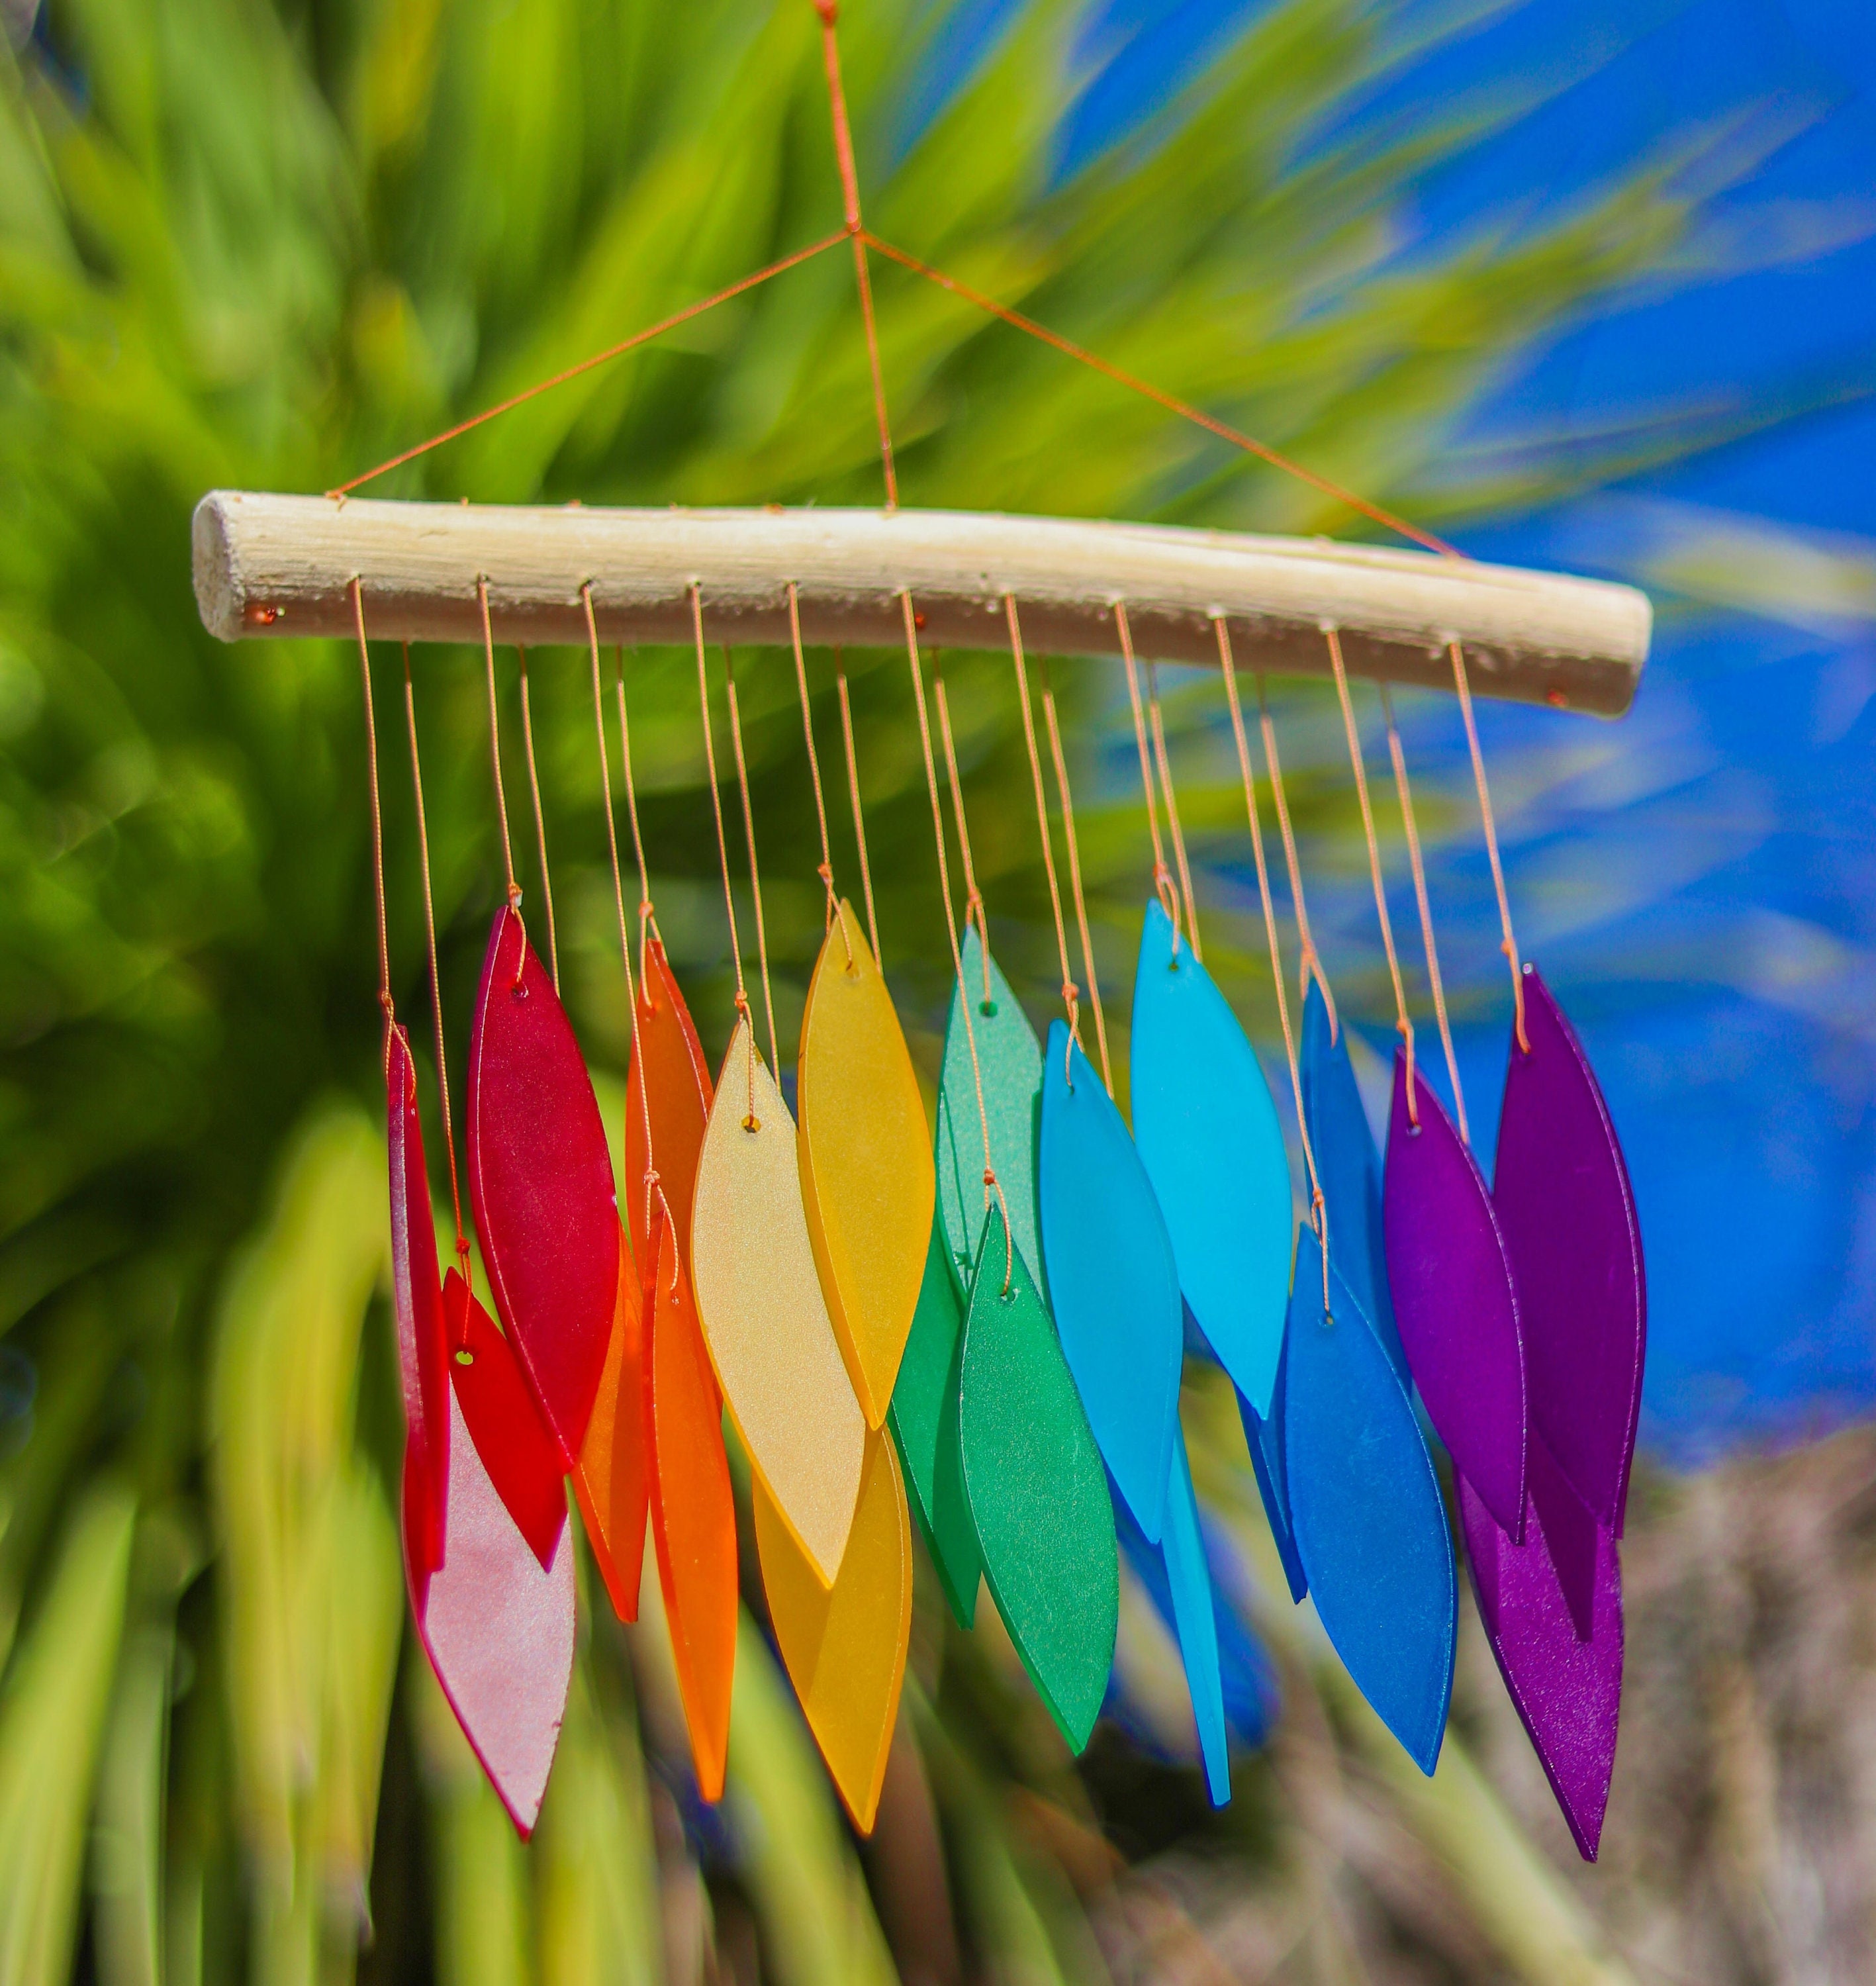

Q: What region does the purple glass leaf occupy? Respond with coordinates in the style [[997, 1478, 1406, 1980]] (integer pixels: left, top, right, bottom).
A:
[[1384, 1051, 1527, 1540], [1493, 967, 1646, 1535], [1460, 1435, 1623, 1862]]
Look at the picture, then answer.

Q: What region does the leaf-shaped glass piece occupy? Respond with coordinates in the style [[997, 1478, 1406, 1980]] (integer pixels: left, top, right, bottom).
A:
[[626, 934, 714, 1276], [753, 1426, 913, 1834], [1284, 1225, 1456, 1775], [444, 1270, 567, 1570], [1299, 984, 1409, 1386], [691, 1017, 865, 1585], [467, 905, 620, 1467], [934, 927, 1043, 1301], [886, 1217, 982, 1628], [387, 1025, 449, 1583], [573, 1223, 649, 1621], [1039, 1020, 1182, 1543], [1115, 1429, 1231, 1806], [1460, 1433, 1623, 1861], [1235, 1329, 1308, 1605], [1384, 1051, 1528, 1540], [1130, 901, 1293, 1420], [647, 1213, 738, 1804], [798, 900, 935, 1427], [959, 1209, 1117, 1754], [414, 1355, 575, 1840], [1493, 967, 1646, 1535]]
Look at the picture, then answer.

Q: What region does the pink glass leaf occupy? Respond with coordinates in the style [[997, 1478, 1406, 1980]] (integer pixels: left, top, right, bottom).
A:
[[1493, 967, 1646, 1534], [1384, 1051, 1528, 1540], [414, 1362, 576, 1840], [1459, 1434, 1623, 1862], [387, 1025, 449, 1583], [444, 1271, 569, 1568], [467, 905, 620, 1466]]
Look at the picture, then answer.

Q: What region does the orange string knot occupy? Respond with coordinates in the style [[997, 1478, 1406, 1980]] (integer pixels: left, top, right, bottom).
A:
[[814, 0, 837, 22], [377, 988, 395, 1021]]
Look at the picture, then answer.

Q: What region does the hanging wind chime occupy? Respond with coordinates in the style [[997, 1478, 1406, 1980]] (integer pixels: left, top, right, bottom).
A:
[[194, 0, 1650, 1862]]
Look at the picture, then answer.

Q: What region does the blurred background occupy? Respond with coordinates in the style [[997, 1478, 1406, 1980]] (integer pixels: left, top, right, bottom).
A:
[[2, 0, 1873, 1981]]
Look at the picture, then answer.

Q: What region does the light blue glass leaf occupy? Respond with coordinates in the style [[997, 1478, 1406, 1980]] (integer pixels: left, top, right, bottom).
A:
[[1130, 900, 1293, 1419], [1039, 1021, 1184, 1542], [1299, 982, 1409, 1386], [1284, 1225, 1456, 1775]]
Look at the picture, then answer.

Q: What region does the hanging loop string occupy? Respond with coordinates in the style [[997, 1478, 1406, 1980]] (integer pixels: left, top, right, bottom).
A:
[[931, 665, 994, 1008], [1040, 659, 1114, 1095], [1325, 625, 1419, 1128], [402, 643, 471, 1273], [1215, 619, 1329, 1305], [515, 645, 559, 994], [1255, 673, 1338, 1039], [835, 665, 882, 964], [786, 583, 849, 961], [1145, 658, 1203, 963], [1004, 595, 1084, 1070], [724, 653, 781, 1078], [691, 585, 759, 1121], [1450, 640, 1529, 1055], [1380, 686, 1468, 1144], [611, 645, 661, 984], [475, 579, 522, 916], [902, 592, 1013, 1292], [1113, 602, 1183, 945], [350, 580, 395, 1052], [583, 586, 669, 1249]]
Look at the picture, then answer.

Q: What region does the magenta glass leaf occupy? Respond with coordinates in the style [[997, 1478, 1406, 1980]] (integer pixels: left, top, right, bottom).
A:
[[387, 1026, 449, 1583], [444, 1270, 569, 1570], [1384, 1051, 1527, 1540], [1459, 1435, 1623, 1862], [467, 905, 620, 1467], [1493, 967, 1646, 1534], [414, 1362, 575, 1840]]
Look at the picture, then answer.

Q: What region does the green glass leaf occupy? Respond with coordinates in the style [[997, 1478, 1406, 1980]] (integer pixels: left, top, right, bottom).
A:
[[935, 929, 1046, 1303], [888, 1217, 984, 1628], [959, 1209, 1118, 1754]]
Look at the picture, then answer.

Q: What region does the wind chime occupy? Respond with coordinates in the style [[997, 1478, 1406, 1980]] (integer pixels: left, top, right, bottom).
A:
[[193, 0, 1648, 1862]]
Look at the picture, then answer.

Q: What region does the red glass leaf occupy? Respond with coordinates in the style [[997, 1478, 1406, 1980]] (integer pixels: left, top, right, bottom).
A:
[[387, 1026, 449, 1582], [416, 1370, 575, 1840], [446, 1269, 568, 1571], [625, 935, 714, 1274], [647, 1211, 737, 1803], [573, 1222, 650, 1621], [467, 905, 619, 1466]]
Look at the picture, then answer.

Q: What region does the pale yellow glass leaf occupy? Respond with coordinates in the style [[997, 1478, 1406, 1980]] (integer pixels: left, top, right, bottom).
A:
[[691, 1017, 865, 1584], [798, 901, 936, 1427], [753, 1428, 912, 1835]]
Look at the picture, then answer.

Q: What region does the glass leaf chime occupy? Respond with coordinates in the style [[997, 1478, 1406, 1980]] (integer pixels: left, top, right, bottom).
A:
[[570, 1224, 648, 1620], [386, 1025, 449, 1584]]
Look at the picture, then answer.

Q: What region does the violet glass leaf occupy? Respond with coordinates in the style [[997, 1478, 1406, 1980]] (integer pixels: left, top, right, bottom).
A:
[[387, 1025, 449, 1584], [1130, 900, 1293, 1419], [467, 906, 620, 1467], [1384, 1051, 1528, 1540], [1493, 966, 1646, 1534], [1285, 1225, 1456, 1775], [1460, 1434, 1624, 1862]]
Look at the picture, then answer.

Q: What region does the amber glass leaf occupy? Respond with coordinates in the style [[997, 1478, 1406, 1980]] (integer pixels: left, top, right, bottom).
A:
[[573, 1221, 649, 1622], [625, 934, 714, 1277]]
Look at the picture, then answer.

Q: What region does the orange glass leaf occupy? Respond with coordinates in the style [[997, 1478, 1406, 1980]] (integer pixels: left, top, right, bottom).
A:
[[692, 1016, 867, 1585], [753, 1427, 912, 1834], [625, 935, 714, 1276], [573, 1221, 649, 1621], [798, 901, 935, 1427], [648, 1212, 738, 1803]]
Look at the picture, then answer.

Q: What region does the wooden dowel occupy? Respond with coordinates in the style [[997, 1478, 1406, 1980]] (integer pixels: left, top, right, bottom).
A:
[[193, 493, 1651, 716]]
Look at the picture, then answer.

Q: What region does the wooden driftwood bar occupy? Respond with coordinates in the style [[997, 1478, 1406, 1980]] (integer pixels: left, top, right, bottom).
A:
[[192, 493, 1651, 715]]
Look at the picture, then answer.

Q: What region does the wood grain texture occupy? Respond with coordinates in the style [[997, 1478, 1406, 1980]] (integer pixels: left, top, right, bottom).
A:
[[193, 491, 1650, 714]]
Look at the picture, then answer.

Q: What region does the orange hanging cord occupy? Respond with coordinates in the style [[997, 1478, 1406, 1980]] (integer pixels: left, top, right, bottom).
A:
[[475, 579, 522, 916], [786, 583, 851, 961], [723, 652, 781, 1077], [1038, 656, 1113, 1096], [350, 579, 394, 1057], [1114, 602, 1183, 947], [1144, 657, 1203, 962], [610, 644, 662, 990], [1380, 685, 1468, 1145], [931, 663, 994, 1008], [1325, 626, 1419, 1128], [515, 644, 559, 994], [1450, 641, 1529, 1054], [834, 664, 882, 965], [1255, 673, 1338, 1039]]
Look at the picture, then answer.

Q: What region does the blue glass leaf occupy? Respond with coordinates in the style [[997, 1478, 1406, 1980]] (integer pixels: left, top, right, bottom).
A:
[[1284, 1225, 1456, 1775], [1039, 1020, 1184, 1542], [1299, 982, 1409, 1387], [1130, 902, 1294, 1418], [1236, 1323, 1308, 1605]]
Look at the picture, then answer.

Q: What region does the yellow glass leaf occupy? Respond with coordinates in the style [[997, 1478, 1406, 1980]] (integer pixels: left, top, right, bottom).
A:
[[753, 1427, 912, 1834], [798, 900, 936, 1428], [691, 1016, 866, 1584]]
